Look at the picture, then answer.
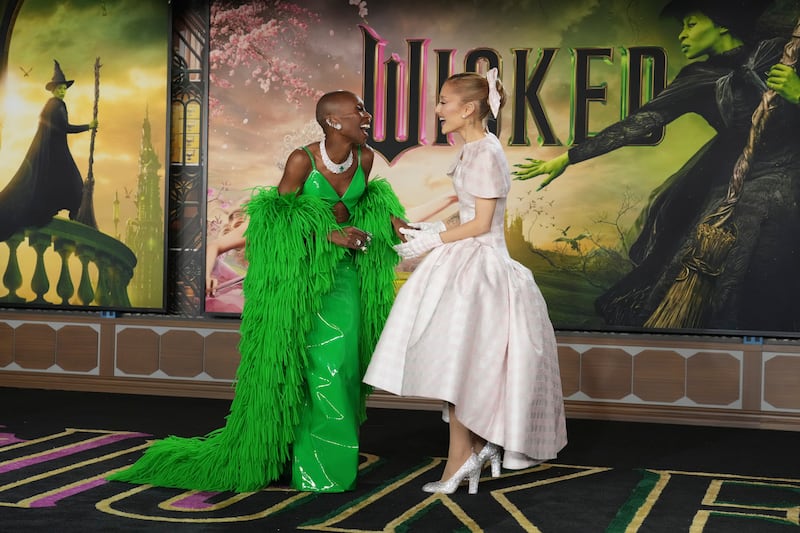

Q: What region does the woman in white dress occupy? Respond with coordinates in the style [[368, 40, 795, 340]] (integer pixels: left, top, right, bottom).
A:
[[363, 69, 567, 494]]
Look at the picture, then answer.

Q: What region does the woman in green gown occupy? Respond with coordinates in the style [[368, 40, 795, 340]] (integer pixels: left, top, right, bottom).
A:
[[109, 90, 407, 493]]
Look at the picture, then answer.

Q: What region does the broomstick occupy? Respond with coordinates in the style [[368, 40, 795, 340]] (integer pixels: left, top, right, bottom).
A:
[[645, 20, 800, 329], [75, 57, 101, 229]]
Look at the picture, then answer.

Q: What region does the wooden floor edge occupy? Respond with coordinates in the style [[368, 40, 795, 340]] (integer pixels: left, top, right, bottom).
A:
[[2, 373, 799, 431], [563, 401, 800, 432], [0, 373, 237, 400]]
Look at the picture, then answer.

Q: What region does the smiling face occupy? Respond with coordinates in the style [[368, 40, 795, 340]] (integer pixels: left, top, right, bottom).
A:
[[678, 11, 727, 59], [320, 91, 372, 145], [335, 93, 372, 144], [435, 82, 470, 137]]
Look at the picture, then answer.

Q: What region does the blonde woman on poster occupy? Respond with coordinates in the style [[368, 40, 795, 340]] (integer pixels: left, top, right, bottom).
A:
[[364, 69, 567, 495], [111, 90, 407, 493]]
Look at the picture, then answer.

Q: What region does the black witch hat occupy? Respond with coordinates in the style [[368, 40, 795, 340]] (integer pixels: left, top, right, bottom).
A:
[[45, 59, 74, 91]]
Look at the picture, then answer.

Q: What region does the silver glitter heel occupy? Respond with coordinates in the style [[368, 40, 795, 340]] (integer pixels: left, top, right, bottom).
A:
[[476, 442, 502, 477], [422, 453, 481, 494]]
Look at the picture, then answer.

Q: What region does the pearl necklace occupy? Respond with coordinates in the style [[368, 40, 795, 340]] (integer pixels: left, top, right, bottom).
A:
[[319, 139, 354, 174]]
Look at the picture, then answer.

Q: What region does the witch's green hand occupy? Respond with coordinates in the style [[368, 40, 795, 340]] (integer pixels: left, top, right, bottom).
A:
[[513, 153, 570, 190], [767, 63, 800, 105], [512, 158, 546, 181]]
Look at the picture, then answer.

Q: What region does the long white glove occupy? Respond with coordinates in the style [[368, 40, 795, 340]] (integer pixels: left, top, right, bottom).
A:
[[408, 220, 446, 233], [394, 228, 443, 259]]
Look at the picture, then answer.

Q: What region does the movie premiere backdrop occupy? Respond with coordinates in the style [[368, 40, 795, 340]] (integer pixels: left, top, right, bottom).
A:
[[206, 0, 800, 337], [0, 0, 170, 311]]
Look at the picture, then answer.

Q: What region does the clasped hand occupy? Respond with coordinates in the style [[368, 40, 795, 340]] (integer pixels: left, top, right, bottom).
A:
[[767, 64, 800, 105], [393, 227, 443, 259], [408, 220, 446, 233], [329, 226, 371, 251], [512, 152, 569, 190]]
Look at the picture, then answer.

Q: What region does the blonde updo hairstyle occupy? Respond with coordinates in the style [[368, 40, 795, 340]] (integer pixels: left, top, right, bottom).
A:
[[444, 71, 506, 121]]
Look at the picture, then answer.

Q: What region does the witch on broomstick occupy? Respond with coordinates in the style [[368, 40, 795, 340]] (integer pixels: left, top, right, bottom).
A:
[[514, 0, 800, 333]]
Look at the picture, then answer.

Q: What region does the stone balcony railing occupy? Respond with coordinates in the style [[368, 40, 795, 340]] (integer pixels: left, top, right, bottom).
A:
[[0, 218, 137, 307]]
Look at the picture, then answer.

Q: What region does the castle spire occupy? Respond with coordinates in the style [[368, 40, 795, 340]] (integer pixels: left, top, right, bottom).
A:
[[125, 105, 164, 307]]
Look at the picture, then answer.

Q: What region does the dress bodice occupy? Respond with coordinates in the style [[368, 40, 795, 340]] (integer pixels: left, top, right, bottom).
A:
[[448, 134, 511, 255], [301, 145, 366, 218]]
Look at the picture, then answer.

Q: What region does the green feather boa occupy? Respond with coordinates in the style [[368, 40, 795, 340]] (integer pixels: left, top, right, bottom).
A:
[[109, 178, 405, 492]]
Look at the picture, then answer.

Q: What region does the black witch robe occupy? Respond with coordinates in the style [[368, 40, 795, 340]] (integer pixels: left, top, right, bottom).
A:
[[0, 97, 90, 241], [569, 38, 800, 332]]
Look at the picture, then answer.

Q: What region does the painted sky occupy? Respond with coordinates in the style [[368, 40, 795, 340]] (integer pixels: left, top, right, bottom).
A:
[[0, 0, 169, 239], [0, 0, 169, 305]]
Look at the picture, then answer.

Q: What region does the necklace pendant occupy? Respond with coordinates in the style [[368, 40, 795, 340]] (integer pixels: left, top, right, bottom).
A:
[[319, 138, 354, 174]]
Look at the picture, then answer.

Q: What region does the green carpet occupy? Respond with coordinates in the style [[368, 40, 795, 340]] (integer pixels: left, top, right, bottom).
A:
[[0, 387, 798, 532]]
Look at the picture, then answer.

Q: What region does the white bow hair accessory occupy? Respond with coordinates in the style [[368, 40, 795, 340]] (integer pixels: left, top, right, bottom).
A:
[[486, 67, 501, 119]]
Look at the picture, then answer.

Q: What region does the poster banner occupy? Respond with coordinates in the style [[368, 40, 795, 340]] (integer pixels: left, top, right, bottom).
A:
[[0, 0, 169, 311], [206, 0, 800, 337]]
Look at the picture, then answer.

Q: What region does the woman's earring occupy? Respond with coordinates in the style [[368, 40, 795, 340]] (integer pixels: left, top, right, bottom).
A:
[[334, 123, 342, 130]]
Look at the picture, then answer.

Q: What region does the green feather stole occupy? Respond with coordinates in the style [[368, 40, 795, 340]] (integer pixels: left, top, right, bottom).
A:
[[108, 178, 404, 493]]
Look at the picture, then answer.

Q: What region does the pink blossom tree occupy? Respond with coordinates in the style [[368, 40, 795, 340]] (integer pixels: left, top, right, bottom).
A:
[[209, 1, 369, 116], [208, 1, 369, 116], [209, 1, 323, 116]]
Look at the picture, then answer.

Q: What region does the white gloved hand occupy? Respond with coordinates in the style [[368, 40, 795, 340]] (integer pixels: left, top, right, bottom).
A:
[[394, 229, 443, 259], [408, 220, 446, 233]]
